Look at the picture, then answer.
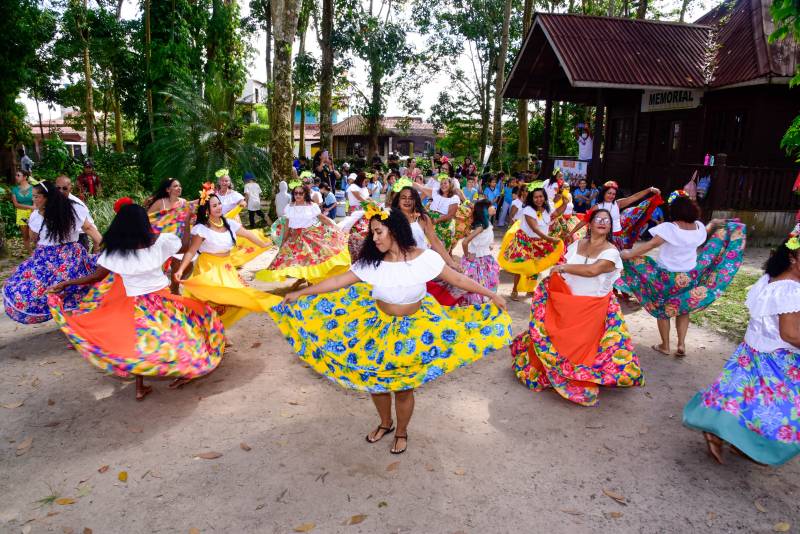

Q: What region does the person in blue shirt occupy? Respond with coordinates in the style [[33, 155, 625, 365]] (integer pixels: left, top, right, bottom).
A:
[[497, 175, 518, 227], [463, 176, 479, 203], [482, 176, 502, 223], [588, 180, 600, 207], [572, 178, 592, 214], [320, 183, 338, 217]]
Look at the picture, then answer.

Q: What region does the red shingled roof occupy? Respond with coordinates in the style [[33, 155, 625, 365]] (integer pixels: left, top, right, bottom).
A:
[[503, 0, 799, 98]]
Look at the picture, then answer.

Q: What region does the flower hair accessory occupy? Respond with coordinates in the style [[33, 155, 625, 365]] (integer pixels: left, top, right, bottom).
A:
[[299, 170, 314, 180], [786, 236, 800, 251], [668, 189, 689, 205], [214, 168, 229, 179], [603, 180, 619, 189], [287, 180, 303, 191], [198, 182, 215, 206], [552, 167, 562, 177], [437, 173, 450, 182], [361, 201, 390, 221], [113, 197, 133, 213], [527, 180, 545, 192], [392, 177, 414, 192]]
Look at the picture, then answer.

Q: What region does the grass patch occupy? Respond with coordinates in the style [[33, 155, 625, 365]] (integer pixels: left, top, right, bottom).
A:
[[691, 270, 761, 340]]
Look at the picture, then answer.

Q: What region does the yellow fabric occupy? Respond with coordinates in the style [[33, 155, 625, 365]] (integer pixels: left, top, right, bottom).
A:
[[230, 229, 272, 267], [497, 221, 565, 276], [225, 205, 243, 219], [15, 208, 32, 227], [182, 253, 281, 327], [256, 247, 351, 284]]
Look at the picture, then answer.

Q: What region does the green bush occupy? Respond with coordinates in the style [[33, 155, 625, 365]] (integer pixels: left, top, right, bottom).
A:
[[91, 148, 146, 199], [35, 137, 82, 182]]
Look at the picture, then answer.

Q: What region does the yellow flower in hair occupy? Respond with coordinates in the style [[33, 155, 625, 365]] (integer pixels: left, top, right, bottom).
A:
[[392, 177, 414, 192], [527, 180, 545, 191], [215, 168, 229, 179], [437, 173, 450, 182], [786, 236, 800, 251], [363, 202, 390, 221], [299, 170, 314, 179], [287, 180, 302, 190]]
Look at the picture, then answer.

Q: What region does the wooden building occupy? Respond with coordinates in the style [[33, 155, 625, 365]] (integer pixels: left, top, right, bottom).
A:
[[503, 0, 799, 220], [331, 116, 437, 161]]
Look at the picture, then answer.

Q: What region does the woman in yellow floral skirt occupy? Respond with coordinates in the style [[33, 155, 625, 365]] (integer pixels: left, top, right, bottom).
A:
[[269, 205, 512, 454]]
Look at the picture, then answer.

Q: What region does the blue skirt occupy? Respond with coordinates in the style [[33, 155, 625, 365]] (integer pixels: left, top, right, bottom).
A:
[[3, 243, 96, 324]]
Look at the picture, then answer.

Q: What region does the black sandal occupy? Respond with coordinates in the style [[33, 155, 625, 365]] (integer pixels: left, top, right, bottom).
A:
[[366, 423, 395, 443], [390, 434, 408, 455]]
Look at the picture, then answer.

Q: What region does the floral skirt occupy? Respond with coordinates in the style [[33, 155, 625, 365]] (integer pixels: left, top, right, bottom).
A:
[[48, 274, 224, 379], [257, 222, 351, 284], [428, 211, 456, 251], [551, 214, 584, 243], [453, 204, 474, 244], [348, 208, 370, 259], [619, 221, 746, 318], [615, 194, 663, 249], [683, 342, 800, 465], [458, 255, 500, 305], [183, 253, 282, 327], [497, 221, 564, 277], [3, 243, 96, 324], [510, 274, 642, 406], [149, 205, 190, 239], [268, 283, 513, 392]]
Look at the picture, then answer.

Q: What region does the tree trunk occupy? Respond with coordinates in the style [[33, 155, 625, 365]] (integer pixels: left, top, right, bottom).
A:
[[490, 0, 512, 168], [270, 0, 302, 183], [265, 5, 272, 101], [516, 0, 533, 171], [299, 101, 306, 158], [367, 78, 381, 161], [144, 0, 154, 143], [81, 0, 95, 157], [318, 0, 334, 152], [34, 96, 45, 144], [636, 0, 647, 19], [679, 0, 690, 21], [113, 93, 123, 152], [102, 89, 109, 146], [607, 0, 616, 16]]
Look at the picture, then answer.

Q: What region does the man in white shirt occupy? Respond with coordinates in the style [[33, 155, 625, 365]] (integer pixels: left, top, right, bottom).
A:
[[575, 123, 593, 162], [243, 172, 269, 228], [55, 174, 98, 250]]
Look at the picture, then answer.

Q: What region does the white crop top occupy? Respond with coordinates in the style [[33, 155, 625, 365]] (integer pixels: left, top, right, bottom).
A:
[[562, 241, 622, 297], [410, 220, 428, 249], [217, 190, 245, 215], [429, 189, 460, 216], [98, 233, 181, 297], [744, 275, 800, 353], [649, 221, 707, 272], [594, 202, 622, 233], [346, 184, 369, 206], [285, 203, 321, 228], [468, 226, 494, 257], [191, 218, 242, 254], [511, 198, 524, 220], [29, 202, 91, 246], [519, 206, 551, 237], [351, 249, 445, 305]]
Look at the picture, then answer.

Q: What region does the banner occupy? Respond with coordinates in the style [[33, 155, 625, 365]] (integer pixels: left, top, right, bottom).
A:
[[482, 145, 493, 167], [553, 159, 588, 185]]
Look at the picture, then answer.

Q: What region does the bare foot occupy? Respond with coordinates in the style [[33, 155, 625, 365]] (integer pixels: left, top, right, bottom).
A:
[[675, 346, 687, 358], [168, 378, 191, 390], [651, 344, 671, 356], [703, 432, 724, 464], [510, 291, 519, 302], [136, 385, 153, 401]]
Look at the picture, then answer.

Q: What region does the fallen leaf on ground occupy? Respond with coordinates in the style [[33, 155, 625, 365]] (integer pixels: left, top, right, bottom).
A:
[[347, 514, 367, 525], [560, 509, 583, 516], [53, 371, 64, 377], [754, 500, 767, 513], [386, 461, 400, 472], [608, 511, 623, 519], [293, 523, 315, 532], [195, 451, 223, 460], [707, 512, 717, 520], [62, 527, 74, 534], [48, 399, 55, 406], [31, 377, 40, 388], [118, 471, 128, 482], [378, 501, 388, 508], [44, 421, 60, 428], [83, 529, 93, 534], [240, 442, 252, 452], [40, 360, 57, 366], [55, 498, 75, 505], [773, 522, 791, 532], [1, 401, 23, 409], [425, 464, 435, 472], [98, 465, 109, 473], [127, 426, 143, 433], [602, 489, 627, 505], [189, 528, 200, 534], [16, 436, 33, 456], [250, 342, 262, 349], [453, 469, 466, 476], [288, 401, 302, 405]]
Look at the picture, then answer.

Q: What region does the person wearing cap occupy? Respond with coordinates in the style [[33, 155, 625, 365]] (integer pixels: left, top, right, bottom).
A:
[[243, 172, 268, 228], [339, 162, 351, 190], [76, 161, 101, 199]]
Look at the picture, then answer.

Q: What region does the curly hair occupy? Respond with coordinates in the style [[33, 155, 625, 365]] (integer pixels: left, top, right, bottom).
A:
[[390, 186, 429, 223], [355, 209, 417, 268], [34, 181, 80, 244], [764, 239, 798, 278], [146, 178, 179, 209], [524, 188, 551, 213], [103, 204, 157, 257], [195, 194, 235, 244]]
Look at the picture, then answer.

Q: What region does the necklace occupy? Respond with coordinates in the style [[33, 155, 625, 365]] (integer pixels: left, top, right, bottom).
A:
[[209, 218, 225, 228]]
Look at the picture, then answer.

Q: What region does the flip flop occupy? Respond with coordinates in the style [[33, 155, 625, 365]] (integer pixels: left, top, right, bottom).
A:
[[651, 344, 671, 356], [366, 424, 395, 443], [390, 434, 408, 455]]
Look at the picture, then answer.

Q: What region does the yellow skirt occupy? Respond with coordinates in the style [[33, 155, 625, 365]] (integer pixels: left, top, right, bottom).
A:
[[182, 253, 282, 327], [257, 222, 351, 284], [497, 221, 564, 293], [230, 229, 272, 267]]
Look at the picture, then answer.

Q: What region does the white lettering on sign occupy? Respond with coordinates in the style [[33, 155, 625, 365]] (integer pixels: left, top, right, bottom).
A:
[[641, 89, 703, 112]]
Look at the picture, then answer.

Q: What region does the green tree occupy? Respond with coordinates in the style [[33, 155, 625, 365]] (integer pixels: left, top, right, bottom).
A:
[[206, 0, 247, 112], [770, 0, 800, 161]]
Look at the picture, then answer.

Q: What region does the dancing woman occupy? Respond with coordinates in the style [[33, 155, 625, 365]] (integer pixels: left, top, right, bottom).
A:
[[683, 236, 800, 465], [215, 169, 247, 217], [47, 204, 224, 401], [498, 182, 567, 301], [3, 181, 101, 324], [459, 199, 501, 305], [257, 181, 351, 287], [346, 172, 371, 256], [569, 180, 662, 249], [620, 191, 746, 357], [414, 175, 461, 252], [146, 178, 194, 239], [510, 209, 643, 406], [175, 191, 280, 327], [268, 206, 511, 454]]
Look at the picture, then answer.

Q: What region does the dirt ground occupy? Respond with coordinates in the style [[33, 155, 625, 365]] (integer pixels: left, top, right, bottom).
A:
[[1, 237, 798, 534]]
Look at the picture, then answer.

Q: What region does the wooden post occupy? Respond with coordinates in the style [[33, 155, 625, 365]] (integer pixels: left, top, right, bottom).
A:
[[710, 152, 728, 213], [542, 87, 553, 178], [591, 89, 605, 182]]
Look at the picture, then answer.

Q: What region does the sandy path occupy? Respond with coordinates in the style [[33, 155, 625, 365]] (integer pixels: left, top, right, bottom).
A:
[[0, 238, 798, 534]]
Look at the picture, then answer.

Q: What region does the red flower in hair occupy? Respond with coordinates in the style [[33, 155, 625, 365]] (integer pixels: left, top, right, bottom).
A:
[[114, 197, 134, 213]]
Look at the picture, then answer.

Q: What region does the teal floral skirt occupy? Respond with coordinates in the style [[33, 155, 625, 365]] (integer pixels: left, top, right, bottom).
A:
[[619, 221, 746, 318]]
